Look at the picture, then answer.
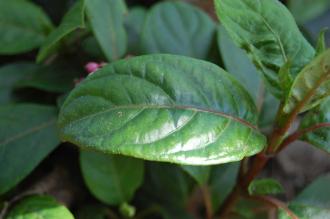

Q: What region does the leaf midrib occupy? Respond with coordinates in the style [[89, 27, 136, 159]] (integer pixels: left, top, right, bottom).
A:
[[63, 104, 258, 130]]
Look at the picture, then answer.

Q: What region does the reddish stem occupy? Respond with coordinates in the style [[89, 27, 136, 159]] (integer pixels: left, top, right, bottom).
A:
[[277, 122, 330, 152]]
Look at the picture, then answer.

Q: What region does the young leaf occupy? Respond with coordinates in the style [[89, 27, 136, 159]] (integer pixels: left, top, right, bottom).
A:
[[6, 195, 74, 219], [0, 0, 53, 55], [58, 54, 266, 165], [140, 2, 215, 59], [0, 104, 59, 195], [215, 0, 315, 97], [0, 63, 39, 104], [315, 28, 328, 55], [279, 174, 330, 219], [85, 0, 127, 61], [37, 0, 85, 63], [283, 49, 330, 114], [181, 165, 211, 185], [209, 162, 239, 210], [248, 178, 284, 196], [125, 7, 147, 55], [80, 151, 144, 205], [300, 97, 330, 153]]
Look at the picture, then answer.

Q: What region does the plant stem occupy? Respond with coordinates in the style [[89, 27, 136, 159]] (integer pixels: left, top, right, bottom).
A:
[[201, 185, 213, 219]]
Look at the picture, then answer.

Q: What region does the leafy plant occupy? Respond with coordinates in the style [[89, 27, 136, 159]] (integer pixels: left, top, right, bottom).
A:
[[0, 0, 329, 218]]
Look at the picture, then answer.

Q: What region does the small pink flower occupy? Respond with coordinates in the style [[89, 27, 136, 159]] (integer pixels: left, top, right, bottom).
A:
[[85, 62, 100, 74]]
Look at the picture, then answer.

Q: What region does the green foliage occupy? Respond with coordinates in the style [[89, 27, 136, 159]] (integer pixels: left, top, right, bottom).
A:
[[37, 0, 86, 62], [0, 104, 59, 195], [300, 97, 330, 153], [1, 0, 330, 218], [140, 1, 215, 59], [215, 0, 315, 97], [283, 49, 330, 114], [6, 195, 74, 219], [248, 178, 284, 196], [0, 0, 53, 55], [85, 0, 127, 61], [80, 150, 144, 205], [58, 54, 266, 165], [279, 174, 330, 219]]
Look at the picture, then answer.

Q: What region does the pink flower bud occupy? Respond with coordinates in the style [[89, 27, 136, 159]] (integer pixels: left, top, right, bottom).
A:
[[85, 62, 100, 74]]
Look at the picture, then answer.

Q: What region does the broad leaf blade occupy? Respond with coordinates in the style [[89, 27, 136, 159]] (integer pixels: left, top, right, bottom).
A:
[[85, 0, 127, 61], [215, 0, 315, 97], [80, 151, 144, 205], [6, 195, 74, 219], [300, 98, 330, 153], [140, 2, 215, 59], [58, 54, 266, 165], [37, 0, 85, 63], [0, 0, 53, 54], [283, 49, 330, 114], [279, 174, 330, 219], [248, 178, 284, 196], [0, 104, 59, 195]]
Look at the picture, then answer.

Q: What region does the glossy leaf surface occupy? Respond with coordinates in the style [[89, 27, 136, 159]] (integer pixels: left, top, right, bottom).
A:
[[215, 0, 315, 97], [300, 97, 330, 153], [0, 0, 53, 54], [58, 54, 266, 165], [279, 174, 330, 219], [248, 178, 284, 196], [283, 49, 330, 114], [140, 2, 215, 59], [6, 195, 74, 219], [85, 0, 127, 61], [80, 151, 144, 205], [37, 0, 85, 62], [0, 104, 59, 195]]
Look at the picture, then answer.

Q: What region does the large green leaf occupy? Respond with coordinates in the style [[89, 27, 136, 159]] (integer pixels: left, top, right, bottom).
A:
[[0, 0, 53, 54], [215, 0, 315, 97], [140, 2, 215, 59], [283, 49, 330, 114], [6, 195, 74, 219], [85, 0, 127, 61], [279, 174, 330, 219], [209, 162, 239, 210], [58, 54, 266, 165], [0, 104, 59, 195], [289, 0, 330, 24], [0, 63, 39, 104], [37, 0, 85, 63], [300, 97, 330, 153], [80, 151, 144, 205]]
